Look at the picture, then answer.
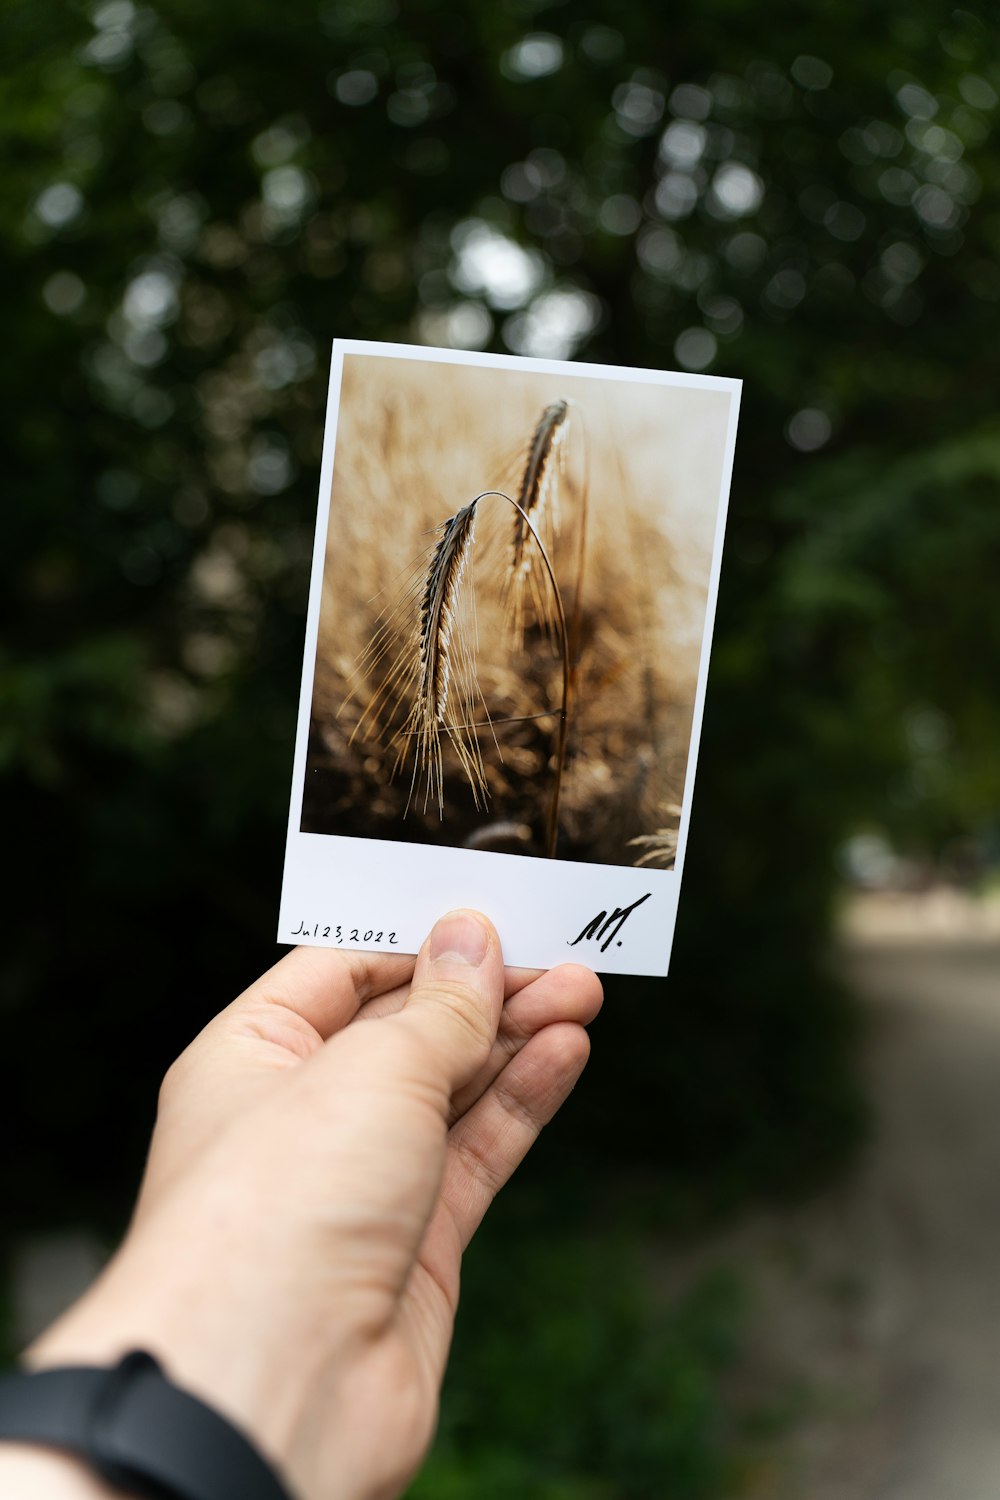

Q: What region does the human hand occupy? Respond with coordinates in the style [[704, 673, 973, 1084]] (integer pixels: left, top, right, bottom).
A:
[[24, 911, 602, 1500]]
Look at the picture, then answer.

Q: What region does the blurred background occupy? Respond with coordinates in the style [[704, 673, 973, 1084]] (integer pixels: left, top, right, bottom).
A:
[[2, 0, 999, 1494]]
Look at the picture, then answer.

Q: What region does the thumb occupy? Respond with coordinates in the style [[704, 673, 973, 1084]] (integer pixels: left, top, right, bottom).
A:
[[393, 909, 505, 1098]]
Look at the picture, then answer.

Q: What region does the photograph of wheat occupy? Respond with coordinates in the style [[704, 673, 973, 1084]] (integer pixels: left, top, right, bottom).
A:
[[279, 340, 739, 976]]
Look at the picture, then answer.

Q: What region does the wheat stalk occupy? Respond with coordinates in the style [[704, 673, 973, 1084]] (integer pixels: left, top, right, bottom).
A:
[[482, 488, 571, 858], [628, 804, 683, 868], [507, 398, 571, 645], [343, 501, 486, 818], [349, 488, 571, 854], [401, 499, 487, 815], [345, 397, 586, 855]]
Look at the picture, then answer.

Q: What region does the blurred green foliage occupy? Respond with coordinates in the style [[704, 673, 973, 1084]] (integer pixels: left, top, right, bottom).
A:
[[414, 1229, 747, 1499], [2, 0, 999, 1486]]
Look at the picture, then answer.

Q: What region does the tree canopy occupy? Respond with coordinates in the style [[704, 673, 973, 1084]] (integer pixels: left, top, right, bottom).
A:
[[2, 0, 998, 1221]]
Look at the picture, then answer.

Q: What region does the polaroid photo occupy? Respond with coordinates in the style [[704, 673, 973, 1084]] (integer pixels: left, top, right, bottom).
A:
[[278, 339, 740, 976]]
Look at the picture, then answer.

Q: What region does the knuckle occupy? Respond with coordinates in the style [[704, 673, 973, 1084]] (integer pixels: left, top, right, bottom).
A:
[[155, 1046, 196, 1117], [497, 1005, 531, 1055], [156, 1056, 182, 1111], [453, 1127, 504, 1195], [492, 1073, 540, 1131]]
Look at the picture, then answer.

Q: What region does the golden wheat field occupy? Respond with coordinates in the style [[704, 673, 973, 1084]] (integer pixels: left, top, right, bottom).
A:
[[300, 351, 731, 868]]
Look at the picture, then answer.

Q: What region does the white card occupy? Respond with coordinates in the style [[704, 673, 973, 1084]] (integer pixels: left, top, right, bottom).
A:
[[279, 339, 740, 975]]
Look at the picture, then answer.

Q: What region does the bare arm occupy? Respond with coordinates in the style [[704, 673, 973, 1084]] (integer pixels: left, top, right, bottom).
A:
[[0, 911, 601, 1500], [0, 1448, 123, 1497]]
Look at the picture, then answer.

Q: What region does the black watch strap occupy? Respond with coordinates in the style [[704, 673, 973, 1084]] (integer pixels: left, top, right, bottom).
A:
[[0, 1350, 293, 1500]]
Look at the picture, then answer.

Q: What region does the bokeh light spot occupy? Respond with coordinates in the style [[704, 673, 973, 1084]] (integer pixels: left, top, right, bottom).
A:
[[501, 34, 564, 82], [42, 271, 86, 315], [612, 79, 666, 137], [673, 327, 717, 370], [34, 183, 84, 229], [791, 55, 833, 91], [450, 220, 545, 310], [786, 407, 831, 451], [710, 163, 764, 218], [504, 288, 600, 359], [598, 194, 642, 236], [333, 69, 378, 106], [660, 120, 707, 169], [668, 83, 712, 120]]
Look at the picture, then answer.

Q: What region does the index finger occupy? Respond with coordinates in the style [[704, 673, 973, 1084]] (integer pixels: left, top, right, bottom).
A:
[[354, 961, 544, 1024], [229, 943, 418, 1041]]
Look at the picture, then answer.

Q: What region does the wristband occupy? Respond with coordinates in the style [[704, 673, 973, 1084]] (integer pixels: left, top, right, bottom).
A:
[[0, 1350, 293, 1500]]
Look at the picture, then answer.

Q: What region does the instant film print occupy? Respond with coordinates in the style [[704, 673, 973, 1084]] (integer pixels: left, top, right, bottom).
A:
[[279, 340, 740, 975]]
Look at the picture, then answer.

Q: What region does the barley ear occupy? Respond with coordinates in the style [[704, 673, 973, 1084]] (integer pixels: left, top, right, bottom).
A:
[[506, 398, 571, 647], [396, 499, 488, 816]]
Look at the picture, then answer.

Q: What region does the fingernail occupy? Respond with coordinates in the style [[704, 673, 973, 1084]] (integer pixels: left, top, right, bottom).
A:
[[430, 910, 490, 967]]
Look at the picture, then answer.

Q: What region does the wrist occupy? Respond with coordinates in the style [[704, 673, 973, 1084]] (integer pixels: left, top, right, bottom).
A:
[[0, 1351, 294, 1500], [24, 1256, 309, 1486], [0, 1446, 128, 1498]]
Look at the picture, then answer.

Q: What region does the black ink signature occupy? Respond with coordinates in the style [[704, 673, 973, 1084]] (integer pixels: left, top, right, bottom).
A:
[[568, 892, 651, 954]]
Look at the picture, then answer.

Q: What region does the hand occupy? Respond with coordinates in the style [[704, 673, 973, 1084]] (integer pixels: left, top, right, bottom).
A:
[[23, 911, 603, 1500]]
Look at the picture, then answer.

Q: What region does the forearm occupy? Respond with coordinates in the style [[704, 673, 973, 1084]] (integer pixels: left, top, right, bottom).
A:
[[0, 1446, 129, 1498]]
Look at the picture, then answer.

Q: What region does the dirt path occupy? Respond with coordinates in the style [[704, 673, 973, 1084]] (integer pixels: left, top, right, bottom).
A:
[[692, 897, 1000, 1499]]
